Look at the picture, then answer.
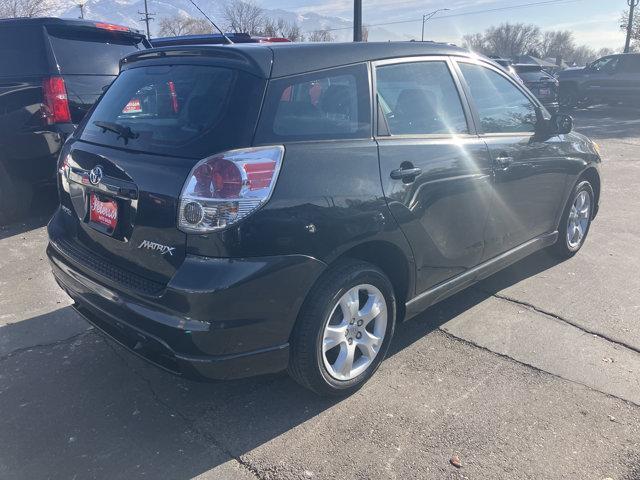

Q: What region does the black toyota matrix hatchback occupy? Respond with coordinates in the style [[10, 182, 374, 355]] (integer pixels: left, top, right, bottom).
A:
[[47, 42, 602, 396]]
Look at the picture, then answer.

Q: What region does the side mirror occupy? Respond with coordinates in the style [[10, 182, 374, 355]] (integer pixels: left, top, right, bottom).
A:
[[550, 114, 573, 135]]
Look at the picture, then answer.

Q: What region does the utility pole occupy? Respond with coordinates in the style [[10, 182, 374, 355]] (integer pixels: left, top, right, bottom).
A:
[[624, 0, 639, 53], [138, 0, 156, 40], [77, 1, 86, 19], [421, 8, 449, 42], [354, 0, 362, 42]]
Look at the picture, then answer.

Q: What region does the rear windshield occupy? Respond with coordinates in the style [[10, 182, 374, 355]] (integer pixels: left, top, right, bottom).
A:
[[0, 26, 47, 76], [515, 67, 554, 82], [46, 27, 146, 75], [79, 64, 265, 158]]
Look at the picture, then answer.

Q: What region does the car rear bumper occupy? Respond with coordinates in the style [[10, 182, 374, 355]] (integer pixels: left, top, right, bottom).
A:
[[47, 220, 326, 380]]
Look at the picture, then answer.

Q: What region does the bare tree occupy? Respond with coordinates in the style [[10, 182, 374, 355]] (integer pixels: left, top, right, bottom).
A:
[[0, 0, 61, 17], [620, 8, 640, 48], [262, 17, 304, 42], [570, 45, 596, 66], [223, 0, 265, 35], [308, 28, 334, 43], [596, 47, 616, 57], [158, 15, 212, 36], [483, 23, 541, 58], [539, 30, 575, 61], [462, 33, 488, 54]]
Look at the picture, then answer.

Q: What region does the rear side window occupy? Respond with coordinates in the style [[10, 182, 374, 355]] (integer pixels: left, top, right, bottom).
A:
[[80, 64, 266, 158], [376, 61, 468, 135], [46, 27, 145, 75], [0, 26, 47, 76], [619, 55, 640, 74], [459, 62, 538, 134], [256, 64, 371, 142]]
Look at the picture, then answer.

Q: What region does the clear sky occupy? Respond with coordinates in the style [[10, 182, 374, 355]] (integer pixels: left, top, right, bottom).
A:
[[266, 0, 628, 51]]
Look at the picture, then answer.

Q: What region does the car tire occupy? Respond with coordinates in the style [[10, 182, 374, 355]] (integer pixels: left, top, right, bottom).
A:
[[550, 179, 595, 259], [0, 162, 32, 226], [288, 259, 396, 396]]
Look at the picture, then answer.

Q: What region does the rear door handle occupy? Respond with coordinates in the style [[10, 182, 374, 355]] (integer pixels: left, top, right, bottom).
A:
[[390, 167, 422, 180], [494, 154, 514, 169]]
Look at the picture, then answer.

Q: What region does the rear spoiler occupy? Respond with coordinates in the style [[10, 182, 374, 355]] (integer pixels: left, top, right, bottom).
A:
[[45, 20, 150, 47], [120, 45, 273, 78]]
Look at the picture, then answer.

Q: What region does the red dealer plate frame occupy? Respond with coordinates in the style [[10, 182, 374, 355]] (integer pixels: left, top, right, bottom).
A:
[[89, 193, 118, 234]]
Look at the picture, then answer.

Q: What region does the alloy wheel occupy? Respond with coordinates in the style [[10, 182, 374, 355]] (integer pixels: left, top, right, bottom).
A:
[[567, 190, 591, 250], [321, 284, 388, 381]]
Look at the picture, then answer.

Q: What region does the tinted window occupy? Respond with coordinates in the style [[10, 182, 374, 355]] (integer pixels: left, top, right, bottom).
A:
[[256, 64, 370, 142], [619, 55, 640, 74], [589, 56, 620, 73], [0, 26, 47, 76], [376, 61, 468, 135], [514, 67, 555, 82], [459, 63, 538, 134], [80, 64, 265, 158], [46, 27, 145, 75]]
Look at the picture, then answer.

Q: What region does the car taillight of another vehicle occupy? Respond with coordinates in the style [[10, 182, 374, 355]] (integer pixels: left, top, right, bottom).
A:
[[42, 76, 71, 125], [178, 146, 285, 233]]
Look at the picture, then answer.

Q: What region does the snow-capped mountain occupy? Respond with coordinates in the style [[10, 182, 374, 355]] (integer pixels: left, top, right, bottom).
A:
[[56, 0, 407, 41]]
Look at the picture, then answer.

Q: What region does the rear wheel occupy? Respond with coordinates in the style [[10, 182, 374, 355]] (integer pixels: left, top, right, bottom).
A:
[[288, 260, 396, 396], [559, 87, 588, 110], [550, 180, 594, 258], [0, 162, 32, 226]]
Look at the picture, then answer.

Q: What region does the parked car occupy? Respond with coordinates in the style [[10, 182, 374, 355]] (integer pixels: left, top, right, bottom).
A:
[[512, 63, 560, 113], [558, 53, 640, 108], [0, 17, 149, 224], [150, 32, 291, 48], [47, 42, 602, 396]]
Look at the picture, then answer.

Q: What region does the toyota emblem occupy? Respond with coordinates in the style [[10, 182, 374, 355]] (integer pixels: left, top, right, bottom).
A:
[[89, 166, 103, 185]]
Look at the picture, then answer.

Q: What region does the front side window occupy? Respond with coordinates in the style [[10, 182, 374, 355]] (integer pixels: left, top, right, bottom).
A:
[[589, 56, 620, 73], [255, 64, 370, 142], [376, 61, 468, 135], [459, 62, 538, 134]]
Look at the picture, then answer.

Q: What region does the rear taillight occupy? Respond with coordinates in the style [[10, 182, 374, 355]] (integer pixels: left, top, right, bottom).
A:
[[95, 22, 129, 32], [178, 146, 284, 233], [42, 77, 71, 124]]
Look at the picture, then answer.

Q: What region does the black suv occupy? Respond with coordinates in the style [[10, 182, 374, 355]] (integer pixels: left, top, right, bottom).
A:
[[0, 18, 149, 224], [558, 53, 640, 108], [47, 42, 602, 396]]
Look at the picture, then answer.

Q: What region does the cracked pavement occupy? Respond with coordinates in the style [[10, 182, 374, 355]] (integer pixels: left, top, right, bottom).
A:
[[1, 105, 639, 479]]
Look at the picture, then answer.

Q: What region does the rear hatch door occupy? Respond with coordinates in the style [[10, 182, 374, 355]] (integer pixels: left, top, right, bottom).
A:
[[59, 59, 268, 285], [45, 25, 148, 123]]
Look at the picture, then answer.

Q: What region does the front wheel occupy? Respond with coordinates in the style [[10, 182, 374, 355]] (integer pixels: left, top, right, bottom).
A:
[[550, 180, 594, 258], [288, 260, 396, 396]]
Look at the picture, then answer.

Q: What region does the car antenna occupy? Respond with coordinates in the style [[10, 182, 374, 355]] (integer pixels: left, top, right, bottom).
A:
[[187, 0, 234, 44]]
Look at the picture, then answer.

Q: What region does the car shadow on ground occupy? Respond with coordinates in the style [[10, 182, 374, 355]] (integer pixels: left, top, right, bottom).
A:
[[0, 186, 57, 239], [566, 104, 640, 140], [0, 249, 565, 479]]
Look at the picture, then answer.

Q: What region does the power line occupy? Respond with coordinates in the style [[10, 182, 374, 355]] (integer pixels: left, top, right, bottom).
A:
[[323, 0, 585, 33]]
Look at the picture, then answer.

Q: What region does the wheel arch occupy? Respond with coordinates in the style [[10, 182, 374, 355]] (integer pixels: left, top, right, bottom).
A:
[[579, 166, 601, 218], [330, 240, 413, 321]]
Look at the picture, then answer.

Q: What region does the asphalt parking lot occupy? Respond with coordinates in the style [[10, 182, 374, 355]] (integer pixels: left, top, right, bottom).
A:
[[1, 105, 639, 480]]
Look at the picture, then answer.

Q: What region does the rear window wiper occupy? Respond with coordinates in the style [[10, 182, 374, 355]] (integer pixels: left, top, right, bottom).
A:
[[93, 120, 139, 144]]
